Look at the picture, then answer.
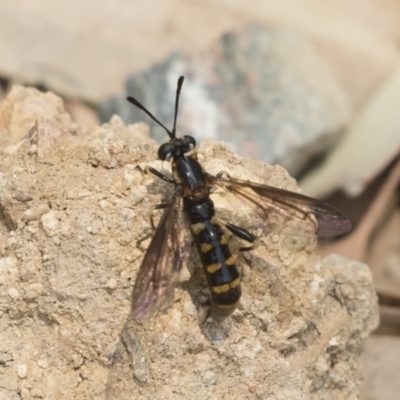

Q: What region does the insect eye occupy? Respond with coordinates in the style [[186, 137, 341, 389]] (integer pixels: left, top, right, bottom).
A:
[[158, 143, 174, 160], [182, 136, 196, 152]]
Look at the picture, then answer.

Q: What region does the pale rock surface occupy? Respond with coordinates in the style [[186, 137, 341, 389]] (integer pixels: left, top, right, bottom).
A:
[[0, 85, 73, 151], [361, 335, 400, 400], [300, 64, 400, 197], [0, 87, 378, 399]]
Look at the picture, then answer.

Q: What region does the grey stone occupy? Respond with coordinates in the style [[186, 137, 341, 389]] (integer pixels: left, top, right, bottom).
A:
[[101, 24, 349, 175]]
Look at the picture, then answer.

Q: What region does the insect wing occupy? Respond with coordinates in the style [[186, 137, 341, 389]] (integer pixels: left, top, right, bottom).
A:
[[214, 176, 352, 237], [131, 195, 190, 321]]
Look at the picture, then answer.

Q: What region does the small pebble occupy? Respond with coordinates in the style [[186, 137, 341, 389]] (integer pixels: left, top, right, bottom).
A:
[[107, 279, 117, 290], [99, 199, 108, 209], [37, 359, 49, 369], [72, 354, 84, 368], [8, 288, 20, 299], [17, 364, 27, 378]]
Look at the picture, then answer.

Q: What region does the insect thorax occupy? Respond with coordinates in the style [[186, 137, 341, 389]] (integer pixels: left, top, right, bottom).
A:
[[173, 155, 209, 197]]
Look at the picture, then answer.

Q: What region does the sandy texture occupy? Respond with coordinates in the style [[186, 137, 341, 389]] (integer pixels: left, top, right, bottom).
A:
[[0, 87, 378, 399]]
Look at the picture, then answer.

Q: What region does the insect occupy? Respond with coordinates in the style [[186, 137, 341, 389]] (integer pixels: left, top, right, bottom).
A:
[[127, 76, 352, 321]]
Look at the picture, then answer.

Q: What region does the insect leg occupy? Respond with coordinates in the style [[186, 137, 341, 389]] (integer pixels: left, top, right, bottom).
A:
[[149, 202, 171, 229], [215, 171, 231, 179], [150, 203, 171, 228], [154, 203, 170, 210], [147, 166, 175, 183], [225, 223, 259, 252]]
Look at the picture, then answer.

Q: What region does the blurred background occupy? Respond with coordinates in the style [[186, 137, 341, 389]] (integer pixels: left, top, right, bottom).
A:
[[0, 1, 399, 399]]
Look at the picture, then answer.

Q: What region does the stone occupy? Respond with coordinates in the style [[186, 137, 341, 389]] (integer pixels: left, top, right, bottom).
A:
[[0, 86, 378, 399], [0, 85, 72, 151], [100, 24, 349, 176]]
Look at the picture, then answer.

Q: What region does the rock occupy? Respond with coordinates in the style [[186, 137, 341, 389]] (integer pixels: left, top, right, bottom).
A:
[[0, 87, 378, 399], [101, 24, 349, 176], [17, 364, 27, 379], [300, 64, 400, 197], [0, 85, 72, 150], [361, 335, 400, 400]]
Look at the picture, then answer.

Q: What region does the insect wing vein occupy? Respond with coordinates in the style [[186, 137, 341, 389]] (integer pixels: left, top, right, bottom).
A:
[[215, 176, 352, 237], [131, 195, 190, 320]]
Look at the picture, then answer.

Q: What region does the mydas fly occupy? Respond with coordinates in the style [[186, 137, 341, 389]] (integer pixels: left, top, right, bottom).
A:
[[127, 76, 352, 321]]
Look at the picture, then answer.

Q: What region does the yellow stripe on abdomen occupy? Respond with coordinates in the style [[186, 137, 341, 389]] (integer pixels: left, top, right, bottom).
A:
[[190, 222, 206, 234], [220, 235, 228, 245], [200, 243, 214, 253], [225, 255, 235, 266], [212, 277, 241, 293], [215, 301, 239, 311], [206, 263, 222, 273]]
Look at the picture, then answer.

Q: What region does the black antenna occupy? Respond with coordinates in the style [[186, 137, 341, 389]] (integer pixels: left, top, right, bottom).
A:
[[126, 76, 185, 139], [126, 96, 173, 137], [171, 76, 184, 137]]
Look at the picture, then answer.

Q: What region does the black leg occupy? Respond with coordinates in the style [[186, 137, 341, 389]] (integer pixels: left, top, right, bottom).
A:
[[154, 203, 169, 210], [215, 171, 231, 179], [149, 203, 171, 229], [147, 166, 175, 184], [225, 223, 259, 252]]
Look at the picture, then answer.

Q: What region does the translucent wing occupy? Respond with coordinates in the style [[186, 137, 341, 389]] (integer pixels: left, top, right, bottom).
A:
[[131, 193, 190, 321], [213, 175, 352, 238]]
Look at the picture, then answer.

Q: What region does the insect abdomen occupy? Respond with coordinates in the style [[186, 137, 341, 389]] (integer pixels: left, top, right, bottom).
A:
[[187, 201, 241, 316]]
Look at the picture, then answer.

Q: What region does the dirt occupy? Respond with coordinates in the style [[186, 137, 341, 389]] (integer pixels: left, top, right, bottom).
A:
[[0, 86, 378, 399]]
